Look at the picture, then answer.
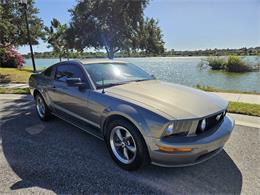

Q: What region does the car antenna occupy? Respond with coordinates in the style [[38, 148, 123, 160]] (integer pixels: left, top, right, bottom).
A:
[[102, 76, 105, 94]]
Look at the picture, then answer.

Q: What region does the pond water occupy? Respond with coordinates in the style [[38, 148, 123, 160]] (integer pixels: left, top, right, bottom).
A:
[[24, 56, 260, 92]]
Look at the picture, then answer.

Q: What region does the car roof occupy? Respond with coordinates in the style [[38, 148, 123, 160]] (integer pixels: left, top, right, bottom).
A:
[[78, 59, 127, 65]]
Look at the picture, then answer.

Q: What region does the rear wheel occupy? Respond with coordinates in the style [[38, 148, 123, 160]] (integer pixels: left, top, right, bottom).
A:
[[35, 93, 53, 121], [105, 119, 150, 170]]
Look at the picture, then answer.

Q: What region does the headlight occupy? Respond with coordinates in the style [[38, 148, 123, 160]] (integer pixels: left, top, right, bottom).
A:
[[163, 122, 175, 136], [200, 119, 206, 131]]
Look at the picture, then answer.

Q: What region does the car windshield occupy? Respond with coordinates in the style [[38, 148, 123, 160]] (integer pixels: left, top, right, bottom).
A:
[[84, 63, 153, 88]]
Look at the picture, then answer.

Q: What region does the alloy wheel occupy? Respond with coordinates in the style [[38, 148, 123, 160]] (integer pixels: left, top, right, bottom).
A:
[[36, 95, 45, 118], [110, 126, 137, 164]]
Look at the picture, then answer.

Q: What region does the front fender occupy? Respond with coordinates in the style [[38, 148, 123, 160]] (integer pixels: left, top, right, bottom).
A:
[[100, 103, 169, 138]]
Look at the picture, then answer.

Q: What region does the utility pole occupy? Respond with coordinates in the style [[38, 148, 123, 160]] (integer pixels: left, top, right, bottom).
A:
[[20, 0, 36, 72]]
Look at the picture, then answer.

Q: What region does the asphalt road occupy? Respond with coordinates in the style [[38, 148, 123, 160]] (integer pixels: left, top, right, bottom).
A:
[[0, 96, 259, 194]]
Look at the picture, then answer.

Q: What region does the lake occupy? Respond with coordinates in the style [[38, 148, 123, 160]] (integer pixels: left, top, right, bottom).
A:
[[24, 56, 260, 92]]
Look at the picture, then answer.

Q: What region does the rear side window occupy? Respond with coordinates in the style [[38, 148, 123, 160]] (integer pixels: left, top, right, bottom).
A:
[[55, 64, 85, 82], [43, 66, 53, 77]]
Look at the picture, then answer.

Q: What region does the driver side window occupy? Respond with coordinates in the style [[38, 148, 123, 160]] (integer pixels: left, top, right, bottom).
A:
[[55, 64, 85, 82]]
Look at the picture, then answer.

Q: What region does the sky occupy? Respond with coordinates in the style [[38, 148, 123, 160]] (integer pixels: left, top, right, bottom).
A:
[[18, 0, 260, 54]]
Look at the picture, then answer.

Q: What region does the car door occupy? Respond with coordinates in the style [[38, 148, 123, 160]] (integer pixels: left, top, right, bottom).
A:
[[48, 63, 93, 123]]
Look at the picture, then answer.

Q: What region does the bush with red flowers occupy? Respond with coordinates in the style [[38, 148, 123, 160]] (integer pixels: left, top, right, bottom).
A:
[[0, 47, 25, 68]]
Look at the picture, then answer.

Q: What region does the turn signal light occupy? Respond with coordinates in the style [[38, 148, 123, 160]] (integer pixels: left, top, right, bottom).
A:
[[158, 145, 193, 152]]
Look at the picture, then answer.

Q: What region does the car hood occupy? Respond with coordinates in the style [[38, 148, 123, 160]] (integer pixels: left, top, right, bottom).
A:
[[106, 80, 228, 120]]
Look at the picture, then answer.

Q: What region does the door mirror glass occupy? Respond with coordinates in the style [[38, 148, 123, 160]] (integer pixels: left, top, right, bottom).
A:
[[66, 77, 81, 86], [66, 78, 88, 89]]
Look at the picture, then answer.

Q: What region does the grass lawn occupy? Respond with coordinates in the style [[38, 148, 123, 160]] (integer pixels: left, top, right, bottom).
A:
[[196, 84, 260, 95], [0, 87, 30, 94], [228, 101, 260, 117], [0, 67, 33, 83]]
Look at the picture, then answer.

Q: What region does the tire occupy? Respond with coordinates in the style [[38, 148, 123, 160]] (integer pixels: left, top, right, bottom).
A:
[[35, 93, 53, 121], [104, 118, 150, 171]]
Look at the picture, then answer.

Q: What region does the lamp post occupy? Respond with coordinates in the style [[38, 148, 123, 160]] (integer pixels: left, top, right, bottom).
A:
[[20, 0, 36, 72]]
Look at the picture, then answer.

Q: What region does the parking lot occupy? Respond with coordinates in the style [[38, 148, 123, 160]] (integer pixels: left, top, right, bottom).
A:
[[0, 96, 259, 194]]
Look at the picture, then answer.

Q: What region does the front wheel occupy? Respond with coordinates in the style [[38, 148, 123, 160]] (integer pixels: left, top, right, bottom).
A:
[[105, 119, 150, 170], [35, 93, 53, 121]]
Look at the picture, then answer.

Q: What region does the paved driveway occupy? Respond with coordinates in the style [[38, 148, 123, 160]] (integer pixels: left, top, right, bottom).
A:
[[0, 96, 259, 194]]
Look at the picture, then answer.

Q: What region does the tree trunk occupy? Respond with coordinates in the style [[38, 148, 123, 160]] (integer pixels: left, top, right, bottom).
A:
[[107, 50, 114, 59], [59, 55, 62, 62], [105, 47, 114, 59]]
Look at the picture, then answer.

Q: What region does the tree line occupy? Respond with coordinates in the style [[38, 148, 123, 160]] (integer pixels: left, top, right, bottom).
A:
[[23, 46, 260, 59], [1, 0, 165, 60]]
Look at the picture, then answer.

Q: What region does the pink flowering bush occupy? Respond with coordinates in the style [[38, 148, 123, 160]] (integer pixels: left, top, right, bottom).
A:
[[0, 46, 25, 68]]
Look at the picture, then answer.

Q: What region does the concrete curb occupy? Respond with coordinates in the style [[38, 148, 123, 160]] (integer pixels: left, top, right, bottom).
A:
[[227, 113, 260, 129]]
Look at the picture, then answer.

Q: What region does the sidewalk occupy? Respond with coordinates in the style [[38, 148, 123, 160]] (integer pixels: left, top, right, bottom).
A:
[[0, 83, 28, 88]]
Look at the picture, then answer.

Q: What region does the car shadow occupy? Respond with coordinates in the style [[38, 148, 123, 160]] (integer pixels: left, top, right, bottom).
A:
[[0, 97, 242, 194]]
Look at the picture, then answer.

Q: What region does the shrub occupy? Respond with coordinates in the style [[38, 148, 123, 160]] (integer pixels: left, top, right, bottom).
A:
[[206, 57, 226, 70], [226, 55, 252, 72], [0, 46, 25, 68], [202, 55, 254, 73]]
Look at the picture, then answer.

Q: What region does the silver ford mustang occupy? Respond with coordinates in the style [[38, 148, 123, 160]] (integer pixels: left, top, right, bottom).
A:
[[29, 59, 234, 170]]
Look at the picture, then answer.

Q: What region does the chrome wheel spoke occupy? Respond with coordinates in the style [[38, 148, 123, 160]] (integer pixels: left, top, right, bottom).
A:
[[115, 129, 123, 141], [114, 142, 122, 147], [125, 131, 131, 140], [125, 145, 136, 153], [123, 147, 129, 160]]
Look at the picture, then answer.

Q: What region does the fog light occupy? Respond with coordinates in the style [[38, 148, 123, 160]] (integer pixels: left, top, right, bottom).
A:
[[158, 145, 193, 152], [200, 119, 206, 131]]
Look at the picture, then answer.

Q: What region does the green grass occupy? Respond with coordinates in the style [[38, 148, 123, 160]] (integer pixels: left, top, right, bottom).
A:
[[0, 67, 45, 83], [228, 101, 260, 117], [0, 67, 33, 83], [196, 85, 260, 95], [0, 87, 30, 94]]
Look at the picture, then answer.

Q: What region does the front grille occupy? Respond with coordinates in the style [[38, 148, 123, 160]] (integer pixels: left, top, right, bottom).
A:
[[196, 111, 226, 134]]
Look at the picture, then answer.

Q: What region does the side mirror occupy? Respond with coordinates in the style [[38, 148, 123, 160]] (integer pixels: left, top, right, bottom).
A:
[[66, 77, 81, 86], [66, 78, 87, 89]]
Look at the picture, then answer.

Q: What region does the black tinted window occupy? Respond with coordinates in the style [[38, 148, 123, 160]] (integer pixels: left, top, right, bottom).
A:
[[43, 66, 53, 77], [55, 65, 85, 82]]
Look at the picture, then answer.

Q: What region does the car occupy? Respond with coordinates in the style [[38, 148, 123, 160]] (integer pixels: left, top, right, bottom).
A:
[[29, 59, 234, 170]]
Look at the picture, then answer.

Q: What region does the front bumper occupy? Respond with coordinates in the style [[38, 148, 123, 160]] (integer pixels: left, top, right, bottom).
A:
[[147, 115, 234, 167]]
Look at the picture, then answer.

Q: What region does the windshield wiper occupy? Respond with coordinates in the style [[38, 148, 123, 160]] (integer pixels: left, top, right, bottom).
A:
[[98, 81, 130, 89]]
